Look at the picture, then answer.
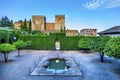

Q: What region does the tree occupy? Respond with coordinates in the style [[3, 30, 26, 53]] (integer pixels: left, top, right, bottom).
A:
[[9, 20, 14, 28], [0, 16, 13, 27], [20, 20, 23, 30], [60, 26, 63, 33], [104, 37, 120, 59], [23, 18, 27, 31], [29, 19, 32, 33], [60, 26, 66, 33], [78, 37, 93, 50], [0, 19, 2, 26], [0, 43, 16, 62], [63, 26, 66, 32], [91, 36, 111, 62], [13, 40, 26, 57]]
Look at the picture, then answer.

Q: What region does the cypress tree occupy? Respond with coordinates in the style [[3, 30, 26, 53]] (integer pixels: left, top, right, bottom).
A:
[[29, 19, 32, 33], [23, 18, 27, 31]]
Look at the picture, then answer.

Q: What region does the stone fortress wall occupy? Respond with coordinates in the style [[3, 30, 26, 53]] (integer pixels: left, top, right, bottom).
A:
[[14, 15, 97, 36]]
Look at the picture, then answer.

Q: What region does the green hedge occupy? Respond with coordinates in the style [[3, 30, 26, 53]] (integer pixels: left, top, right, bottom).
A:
[[78, 36, 93, 50], [61, 36, 81, 50], [0, 30, 10, 43], [104, 37, 120, 58], [19, 33, 83, 50], [20, 35, 54, 50], [0, 29, 20, 44]]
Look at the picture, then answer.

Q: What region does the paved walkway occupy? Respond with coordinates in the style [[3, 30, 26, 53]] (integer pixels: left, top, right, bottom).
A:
[[0, 50, 120, 80]]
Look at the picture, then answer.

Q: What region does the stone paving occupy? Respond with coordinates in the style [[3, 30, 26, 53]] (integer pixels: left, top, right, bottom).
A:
[[0, 50, 120, 80]]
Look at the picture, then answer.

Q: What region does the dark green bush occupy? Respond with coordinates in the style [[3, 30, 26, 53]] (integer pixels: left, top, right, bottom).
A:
[[0, 29, 20, 43], [32, 30, 44, 35], [13, 39, 26, 56], [0, 43, 16, 62], [104, 37, 120, 59], [91, 36, 111, 62], [78, 37, 93, 50]]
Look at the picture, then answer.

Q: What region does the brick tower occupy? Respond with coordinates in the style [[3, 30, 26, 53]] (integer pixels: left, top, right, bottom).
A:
[[32, 16, 45, 31], [55, 15, 65, 30]]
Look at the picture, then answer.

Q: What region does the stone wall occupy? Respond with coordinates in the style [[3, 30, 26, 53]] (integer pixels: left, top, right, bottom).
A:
[[80, 29, 97, 36], [14, 21, 30, 30], [45, 23, 55, 30], [66, 30, 78, 36]]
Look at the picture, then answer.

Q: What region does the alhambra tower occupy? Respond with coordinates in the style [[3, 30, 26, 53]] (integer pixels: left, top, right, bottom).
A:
[[32, 16, 45, 31], [55, 15, 65, 30], [14, 15, 79, 36]]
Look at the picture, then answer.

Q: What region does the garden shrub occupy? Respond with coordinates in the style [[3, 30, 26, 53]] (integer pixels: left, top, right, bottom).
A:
[[78, 36, 93, 50], [32, 30, 44, 35], [0, 43, 16, 62], [91, 36, 111, 62], [104, 37, 120, 59]]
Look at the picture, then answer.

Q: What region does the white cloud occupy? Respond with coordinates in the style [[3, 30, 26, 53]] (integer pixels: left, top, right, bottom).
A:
[[106, 0, 120, 8], [84, 0, 120, 10]]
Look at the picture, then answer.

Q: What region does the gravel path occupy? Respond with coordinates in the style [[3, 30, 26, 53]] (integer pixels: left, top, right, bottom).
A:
[[0, 50, 120, 80]]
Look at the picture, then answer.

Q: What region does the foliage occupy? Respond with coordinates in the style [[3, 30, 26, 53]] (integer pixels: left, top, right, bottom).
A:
[[0, 43, 16, 62], [23, 18, 27, 31], [0, 43, 16, 52], [13, 39, 26, 56], [91, 36, 111, 53], [20, 35, 54, 50], [104, 37, 120, 59], [20, 20, 23, 30], [61, 36, 81, 50], [64, 26, 66, 32], [78, 37, 93, 50], [91, 36, 111, 62], [0, 16, 13, 27], [32, 30, 44, 35], [28, 19, 32, 33], [20, 33, 82, 50], [0, 30, 12, 43], [13, 39, 26, 49], [25, 40, 32, 49], [13, 30, 21, 40], [60, 26, 63, 33], [60, 26, 66, 33], [20, 19, 28, 32], [0, 29, 20, 44]]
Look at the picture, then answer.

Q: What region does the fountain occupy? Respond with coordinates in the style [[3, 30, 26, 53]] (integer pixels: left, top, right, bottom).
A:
[[30, 52, 81, 76], [45, 58, 70, 74]]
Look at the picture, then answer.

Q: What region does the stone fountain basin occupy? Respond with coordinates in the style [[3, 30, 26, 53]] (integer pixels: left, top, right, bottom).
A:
[[31, 56, 81, 76]]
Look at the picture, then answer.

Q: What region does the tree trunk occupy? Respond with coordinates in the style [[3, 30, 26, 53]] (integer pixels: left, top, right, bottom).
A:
[[18, 49, 20, 57], [4, 53, 8, 63], [100, 53, 104, 62]]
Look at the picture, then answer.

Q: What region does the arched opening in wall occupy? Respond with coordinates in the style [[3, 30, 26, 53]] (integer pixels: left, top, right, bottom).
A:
[[55, 38, 60, 50], [1, 38, 6, 43]]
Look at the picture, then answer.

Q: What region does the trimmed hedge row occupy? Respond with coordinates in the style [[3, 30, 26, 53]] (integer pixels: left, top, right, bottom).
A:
[[0, 30, 11, 43], [20, 35, 54, 50], [0, 29, 20, 43], [78, 37, 93, 50], [19, 33, 83, 50]]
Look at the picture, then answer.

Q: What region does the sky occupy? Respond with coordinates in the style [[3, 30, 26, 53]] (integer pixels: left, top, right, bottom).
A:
[[0, 0, 120, 32]]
